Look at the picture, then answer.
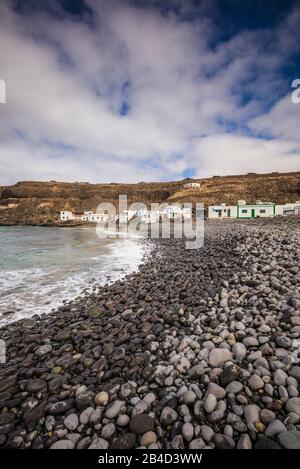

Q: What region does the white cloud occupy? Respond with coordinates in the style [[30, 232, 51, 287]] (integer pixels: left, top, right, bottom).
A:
[[191, 133, 300, 177], [0, 0, 299, 184], [249, 93, 300, 141]]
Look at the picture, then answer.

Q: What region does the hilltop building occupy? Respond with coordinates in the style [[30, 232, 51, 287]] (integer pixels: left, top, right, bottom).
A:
[[183, 182, 201, 189]]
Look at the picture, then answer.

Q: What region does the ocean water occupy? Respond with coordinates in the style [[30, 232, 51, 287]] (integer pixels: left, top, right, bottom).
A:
[[0, 226, 147, 327]]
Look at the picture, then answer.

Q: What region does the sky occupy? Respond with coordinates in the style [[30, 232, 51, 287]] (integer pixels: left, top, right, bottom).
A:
[[0, 0, 300, 184]]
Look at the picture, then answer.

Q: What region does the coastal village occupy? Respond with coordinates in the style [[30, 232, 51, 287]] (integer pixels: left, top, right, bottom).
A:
[[60, 181, 300, 224], [2, 177, 300, 451], [60, 206, 193, 224], [2, 0, 300, 454]]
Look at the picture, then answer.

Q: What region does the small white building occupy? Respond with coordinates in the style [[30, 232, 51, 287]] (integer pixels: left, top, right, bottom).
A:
[[60, 211, 74, 221], [275, 201, 300, 216], [208, 201, 276, 219], [60, 210, 109, 223], [183, 182, 201, 189], [81, 211, 92, 221], [87, 213, 109, 223]]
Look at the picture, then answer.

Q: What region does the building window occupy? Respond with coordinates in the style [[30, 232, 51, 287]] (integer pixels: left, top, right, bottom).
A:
[[260, 209, 266, 213], [242, 209, 247, 213]]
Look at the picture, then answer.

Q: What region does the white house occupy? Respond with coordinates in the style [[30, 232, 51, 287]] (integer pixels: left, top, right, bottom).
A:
[[237, 202, 275, 218], [81, 211, 93, 221], [208, 201, 276, 219], [60, 210, 109, 223], [275, 201, 300, 216], [183, 182, 201, 189], [60, 211, 74, 221], [87, 213, 109, 223]]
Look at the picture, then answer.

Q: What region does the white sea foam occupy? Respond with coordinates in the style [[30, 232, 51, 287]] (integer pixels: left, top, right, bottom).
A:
[[0, 236, 151, 327]]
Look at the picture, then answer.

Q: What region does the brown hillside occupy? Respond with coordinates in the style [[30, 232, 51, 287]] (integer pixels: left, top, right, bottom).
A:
[[0, 171, 299, 225]]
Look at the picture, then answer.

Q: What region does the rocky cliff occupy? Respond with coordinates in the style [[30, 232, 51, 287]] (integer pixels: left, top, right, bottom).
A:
[[0, 171, 299, 225]]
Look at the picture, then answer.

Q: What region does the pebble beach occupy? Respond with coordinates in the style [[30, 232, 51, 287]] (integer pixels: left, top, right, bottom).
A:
[[0, 218, 300, 450]]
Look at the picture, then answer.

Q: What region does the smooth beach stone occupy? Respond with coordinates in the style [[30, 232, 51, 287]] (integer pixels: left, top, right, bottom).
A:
[[35, 345, 53, 356], [204, 394, 217, 413], [86, 306, 102, 318], [236, 434, 252, 449], [254, 438, 281, 450], [244, 405, 260, 425], [209, 348, 232, 367], [265, 419, 286, 437], [110, 433, 136, 449], [129, 414, 154, 435], [117, 414, 130, 427], [50, 440, 75, 449], [226, 381, 243, 394], [101, 423, 116, 440], [260, 409, 275, 425], [140, 431, 157, 446], [273, 369, 287, 386], [80, 407, 94, 425], [182, 422, 194, 442], [95, 391, 109, 406], [64, 413, 79, 431], [104, 400, 124, 419], [286, 397, 300, 416], [200, 425, 214, 443], [248, 374, 264, 390], [232, 343, 247, 362], [88, 438, 109, 449], [277, 430, 300, 449], [206, 382, 226, 399], [189, 438, 205, 449], [220, 364, 241, 386], [212, 434, 235, 449], [160, 407, 178, 426]]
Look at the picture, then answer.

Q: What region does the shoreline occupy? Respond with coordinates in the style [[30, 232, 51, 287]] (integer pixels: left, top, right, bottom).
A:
[[0, 231, 150, 328], [0, 222, 97, 228], [0, 219, 300, 449]]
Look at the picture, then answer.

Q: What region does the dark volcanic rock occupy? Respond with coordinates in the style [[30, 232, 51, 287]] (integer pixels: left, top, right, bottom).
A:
[[129, 414, 155, 435], [110, 433, 137, 449], [47, 399, 75, 416], [219, 364, 241, 387], [254, 438, 282, 450], [26, 379, 47, 393], [0, 218, 300, 450]]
